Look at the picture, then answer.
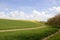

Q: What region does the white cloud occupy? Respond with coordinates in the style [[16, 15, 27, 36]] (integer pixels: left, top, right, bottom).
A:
[[9, 11, 26, 19], [0, 10, 55, 21], [0, 12, 5, 18], [0, 6, 60, 21], [31, 10, 51, 21], [49, 6, 60, 13]]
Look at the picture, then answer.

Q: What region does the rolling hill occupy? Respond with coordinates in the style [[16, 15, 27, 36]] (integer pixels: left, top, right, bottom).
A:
[[0, 19, 41, 30]]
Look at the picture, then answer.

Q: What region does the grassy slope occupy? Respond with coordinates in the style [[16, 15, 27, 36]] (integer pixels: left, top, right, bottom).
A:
[[0, 27, 59, 40], [0, 19, 41, 30], [0, 19, 59, 40], [48, 31, 60, 40]]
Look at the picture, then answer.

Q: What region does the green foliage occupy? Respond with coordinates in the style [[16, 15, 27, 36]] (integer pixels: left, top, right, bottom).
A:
[[0, 27, 59, 40], [0, 19, 41, 30]]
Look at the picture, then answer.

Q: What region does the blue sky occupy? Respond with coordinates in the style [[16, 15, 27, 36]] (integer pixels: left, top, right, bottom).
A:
[[0, 0, 60, 11], [0, 0, 60, 21]]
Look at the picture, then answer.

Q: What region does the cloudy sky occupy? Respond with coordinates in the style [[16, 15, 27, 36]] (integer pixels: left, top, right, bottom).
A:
[[0, 0, 60, 21]]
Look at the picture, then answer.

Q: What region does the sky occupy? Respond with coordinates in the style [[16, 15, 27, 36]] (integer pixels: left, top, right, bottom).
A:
[[0, 0, 60, 21]]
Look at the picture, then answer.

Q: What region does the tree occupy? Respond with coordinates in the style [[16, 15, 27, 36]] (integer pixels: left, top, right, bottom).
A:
[[47, 14, 60, 27]]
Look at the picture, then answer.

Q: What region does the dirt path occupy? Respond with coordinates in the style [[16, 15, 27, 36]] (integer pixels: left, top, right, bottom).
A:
[[0, 26, 45, 32], [42, 30, 60, 40]]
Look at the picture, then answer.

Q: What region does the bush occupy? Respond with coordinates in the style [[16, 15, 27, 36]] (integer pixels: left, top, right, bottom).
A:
[[47, 14, 60, 27]]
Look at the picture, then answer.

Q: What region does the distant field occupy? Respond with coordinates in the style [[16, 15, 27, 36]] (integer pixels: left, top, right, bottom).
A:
[[0, 19, 41, 30], [0, 27, 59, 40], [48, 31, 60, 40]]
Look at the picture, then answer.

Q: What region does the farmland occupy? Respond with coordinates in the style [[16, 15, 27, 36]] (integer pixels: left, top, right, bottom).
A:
[[0, 19, 60, 40], [48, 31, 60, 40], [0, 27, 59, 40], [0, 19, 41, 30]]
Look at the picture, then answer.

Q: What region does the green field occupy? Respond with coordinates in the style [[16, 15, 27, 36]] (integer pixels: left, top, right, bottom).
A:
[[0, 19, 41, 30], [0, 27, 59, 40], [0, 19, 60, 40], [48, 31, 60, 40]]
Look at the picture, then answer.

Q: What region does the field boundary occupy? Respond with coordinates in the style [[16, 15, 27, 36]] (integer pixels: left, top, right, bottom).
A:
[[0, 26, 45, 32], [42, 29, 60, 40]]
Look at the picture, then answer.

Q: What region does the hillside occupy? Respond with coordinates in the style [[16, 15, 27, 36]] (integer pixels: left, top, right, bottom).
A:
[[0, 19, 59, 40], [0, 19, 41, 30]]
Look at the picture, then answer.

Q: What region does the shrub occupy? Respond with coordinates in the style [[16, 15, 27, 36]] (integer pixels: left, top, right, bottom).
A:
[[47, 14, 60, 27]]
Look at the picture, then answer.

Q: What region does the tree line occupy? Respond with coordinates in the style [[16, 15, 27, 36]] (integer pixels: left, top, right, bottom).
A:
[[47, 13, 60, 27]]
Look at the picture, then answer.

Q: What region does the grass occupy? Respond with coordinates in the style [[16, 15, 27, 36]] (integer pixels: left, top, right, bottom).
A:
[[0, 27, 59, 40], [0, 19, 41, 30], [0, 19, 60, 40], [47, 31, 60, 40]]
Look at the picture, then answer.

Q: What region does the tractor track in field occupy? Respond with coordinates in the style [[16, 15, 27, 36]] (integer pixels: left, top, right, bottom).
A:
[[42, 29, 60, 40], [0, 26, 45, 32]]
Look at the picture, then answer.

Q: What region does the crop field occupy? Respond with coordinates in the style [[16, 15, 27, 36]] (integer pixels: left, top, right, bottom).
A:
[[0, 27, 59, 40], [48, 31, 60, 40], [0, 19, 60, 40], [0, 19, 41, 30]]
